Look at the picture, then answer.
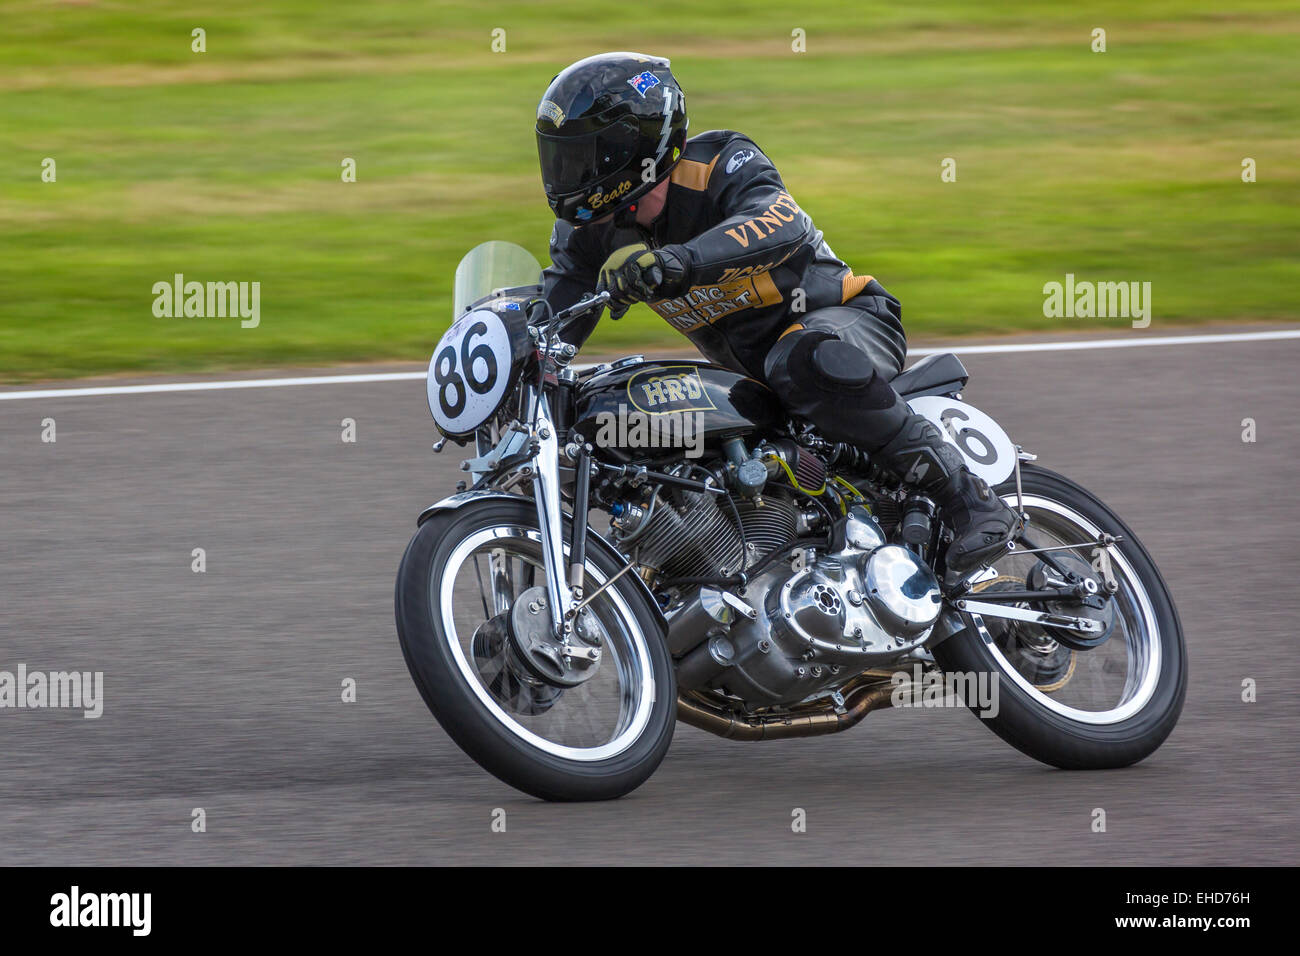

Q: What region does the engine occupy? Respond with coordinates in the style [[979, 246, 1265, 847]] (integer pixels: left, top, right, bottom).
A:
[[613, 486, 802, 580], [649, 501, 943, 708], [608, 439, 830, 581]]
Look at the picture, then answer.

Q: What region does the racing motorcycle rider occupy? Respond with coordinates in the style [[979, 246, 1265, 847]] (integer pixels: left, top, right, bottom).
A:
[[535, 52, 1018, 572]]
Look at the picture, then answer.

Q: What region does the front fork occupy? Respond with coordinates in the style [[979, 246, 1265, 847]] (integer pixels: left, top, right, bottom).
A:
[[528, 387, 578, 635]]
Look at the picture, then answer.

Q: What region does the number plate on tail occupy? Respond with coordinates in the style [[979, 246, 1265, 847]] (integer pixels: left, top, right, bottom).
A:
[[906, 396, 1016, 486]]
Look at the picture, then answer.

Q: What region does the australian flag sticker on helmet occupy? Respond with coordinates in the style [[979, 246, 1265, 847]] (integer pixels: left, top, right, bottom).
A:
[[627, 70, 660, 96]]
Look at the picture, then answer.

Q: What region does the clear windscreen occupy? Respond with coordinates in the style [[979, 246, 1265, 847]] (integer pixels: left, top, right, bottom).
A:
[[452, 241, 544, 318]]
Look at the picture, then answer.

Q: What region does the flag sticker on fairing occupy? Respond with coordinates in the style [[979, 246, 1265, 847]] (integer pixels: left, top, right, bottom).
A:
[[627, 71, 660, 96]]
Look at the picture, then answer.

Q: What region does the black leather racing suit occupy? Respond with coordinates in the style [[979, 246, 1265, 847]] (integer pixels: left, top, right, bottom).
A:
[[542, 129, 916, 451], [556, 132, 911, 361]]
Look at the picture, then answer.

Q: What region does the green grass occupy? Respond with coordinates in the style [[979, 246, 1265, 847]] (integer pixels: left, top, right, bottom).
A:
[[1, 0, 1298, 381]]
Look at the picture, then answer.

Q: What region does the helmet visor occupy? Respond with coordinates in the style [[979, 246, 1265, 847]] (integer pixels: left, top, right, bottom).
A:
[[537, 117, 640, 195]]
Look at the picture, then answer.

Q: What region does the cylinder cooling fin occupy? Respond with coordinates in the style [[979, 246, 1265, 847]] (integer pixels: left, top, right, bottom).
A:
[[622, 488, 800, 581]]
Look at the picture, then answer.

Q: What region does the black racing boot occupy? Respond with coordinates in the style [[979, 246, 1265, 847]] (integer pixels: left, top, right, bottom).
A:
[[761, 331, 1019, 571], [876, 413, 1021, 573]]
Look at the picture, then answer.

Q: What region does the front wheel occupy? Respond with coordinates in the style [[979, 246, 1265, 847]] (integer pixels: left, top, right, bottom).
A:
[[932, 464, 1187, 769], [395, 498, 675, 801]]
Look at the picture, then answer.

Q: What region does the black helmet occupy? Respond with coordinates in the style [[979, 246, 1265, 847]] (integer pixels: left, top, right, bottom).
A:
[[536, 52, 688, 224]]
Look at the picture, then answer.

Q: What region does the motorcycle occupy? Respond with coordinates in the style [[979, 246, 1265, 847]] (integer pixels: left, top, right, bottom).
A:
[[395, 241, 1187, 801]]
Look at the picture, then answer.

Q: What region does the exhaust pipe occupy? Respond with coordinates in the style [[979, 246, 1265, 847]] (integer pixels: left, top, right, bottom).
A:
[[676, 680, 901, 741]]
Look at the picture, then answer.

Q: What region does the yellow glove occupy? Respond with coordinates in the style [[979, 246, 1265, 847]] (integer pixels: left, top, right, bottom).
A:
[[596, 243, 664, 317]]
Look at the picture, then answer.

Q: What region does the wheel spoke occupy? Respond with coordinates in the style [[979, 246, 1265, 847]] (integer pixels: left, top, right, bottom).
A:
[[471, 554, 491, 620], [979, 492, 1162, 725], [437, 524, 654, 759]]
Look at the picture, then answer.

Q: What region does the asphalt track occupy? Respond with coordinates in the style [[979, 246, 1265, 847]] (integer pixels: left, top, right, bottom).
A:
[[2, 329, 1297, 865]]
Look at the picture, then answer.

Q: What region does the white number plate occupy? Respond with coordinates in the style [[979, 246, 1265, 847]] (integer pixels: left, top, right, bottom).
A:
[[907, 395, 1016, 486], [427, 309, 513, 435]]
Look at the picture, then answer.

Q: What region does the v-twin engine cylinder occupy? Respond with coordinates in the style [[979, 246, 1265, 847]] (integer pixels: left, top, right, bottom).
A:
[[668, 505, 944, 707], [617, 486, 800, 580]]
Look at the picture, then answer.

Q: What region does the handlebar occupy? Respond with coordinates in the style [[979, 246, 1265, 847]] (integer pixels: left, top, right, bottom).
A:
[[545, 291, 611, 348], [552, 291, 611, 324]]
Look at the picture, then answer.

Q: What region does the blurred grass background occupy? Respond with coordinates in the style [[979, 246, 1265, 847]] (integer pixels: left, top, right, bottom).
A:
[[1, 0, 1297, 382]]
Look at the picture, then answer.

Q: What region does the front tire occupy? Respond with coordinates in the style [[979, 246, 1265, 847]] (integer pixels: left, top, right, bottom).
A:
[[933, 465, 1187, 769], [395, 498, 675, 801]]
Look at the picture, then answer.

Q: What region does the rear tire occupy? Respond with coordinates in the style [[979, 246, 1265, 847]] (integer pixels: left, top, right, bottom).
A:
[[395, 499, 675, 800], [933, 465, 1187, 769]]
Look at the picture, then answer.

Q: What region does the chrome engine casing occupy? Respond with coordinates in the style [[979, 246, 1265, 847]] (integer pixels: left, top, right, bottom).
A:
[[667, 505, 943, 707]]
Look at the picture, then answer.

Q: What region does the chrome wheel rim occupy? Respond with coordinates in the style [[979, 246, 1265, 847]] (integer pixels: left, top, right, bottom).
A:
[[973, 494, 1161, 725], [435, 525, 655, 760]]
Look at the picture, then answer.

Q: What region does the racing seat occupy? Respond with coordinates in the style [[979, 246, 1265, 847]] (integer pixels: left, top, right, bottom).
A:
[[889, 352, 969, 398]]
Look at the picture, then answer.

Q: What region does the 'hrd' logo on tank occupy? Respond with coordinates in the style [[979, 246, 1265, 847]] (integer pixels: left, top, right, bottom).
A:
[[648, 272, 782, 333], [626, 366, 717, 415]]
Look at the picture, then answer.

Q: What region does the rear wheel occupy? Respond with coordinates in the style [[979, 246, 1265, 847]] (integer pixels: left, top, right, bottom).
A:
[[395, 499, 675, 800], [933, 465, 1186, 769]]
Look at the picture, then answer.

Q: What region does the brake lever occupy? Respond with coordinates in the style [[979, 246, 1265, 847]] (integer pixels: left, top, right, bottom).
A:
[[554, 291, 611, 324], [544, 291, 613, 337]]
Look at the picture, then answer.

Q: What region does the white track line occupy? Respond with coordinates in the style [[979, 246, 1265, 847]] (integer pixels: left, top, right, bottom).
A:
[[0, 371, 427, 402], [2, 328, 1298, 402], [911, 327, 1300, 355]]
